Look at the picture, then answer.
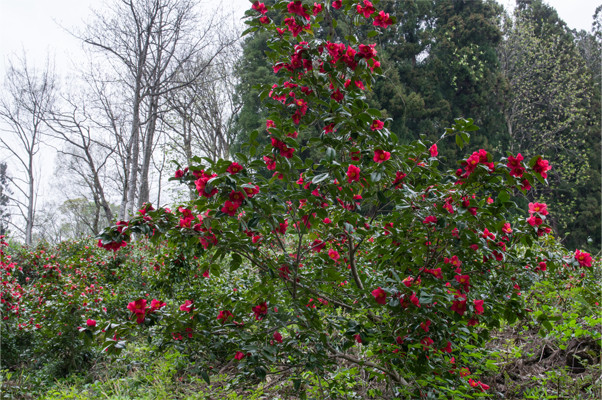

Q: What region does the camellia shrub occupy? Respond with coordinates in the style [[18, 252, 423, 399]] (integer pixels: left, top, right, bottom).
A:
[[94, 1, 594, 397]]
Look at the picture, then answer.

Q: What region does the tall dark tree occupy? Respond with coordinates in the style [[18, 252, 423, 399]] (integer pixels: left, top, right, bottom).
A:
[[499, 0, 599, 250]]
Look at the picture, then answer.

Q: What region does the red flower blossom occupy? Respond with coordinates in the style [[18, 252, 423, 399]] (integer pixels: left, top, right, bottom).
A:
[[288, 1, 310, 20], [373, 10, 393, 28], [451, 293, 467, 316], [455, 275, 470, 292], [370, 119, 384, 131], [263, 156, 276, 171], [127, 299, 147, 323], [420, 337, 434, 349], [252, 302, 268, 320], [260, 16, 270, 24], [410, 292, 420, 307], [86, 319, 96, 327], [252, 1, 268, 14], [347, 164, 360, 183], [273, 331, 283, 343], [423, 215, 437, 225], [98, 239, 127, 252], [328, 248, 340, 261], [234, 351, 246, 360], [574, 249, 592, 267], [358, 43, 377, 59], [229, 191, 245, 204], [373, 149, 390, 163], [179, 300, 193, 313], [429, 143, 438, 157], [533, 156, 551, 179], [312, 2, 323, 15], [356, 0, 375, 18], [371, 287, 387, 305], [217, 310, 233, 324], [243, 184, 260, 198], [420, 320, 431, 332], [332, 0, 342, 9], [150, 299, 166, 312], [527, 215, 543, 226], [221, 201, 240, 217], [473, 299, 484, 315], [528, 202, 548, 216], [227, 162, 244, 174], [507, 153, 525, 177]]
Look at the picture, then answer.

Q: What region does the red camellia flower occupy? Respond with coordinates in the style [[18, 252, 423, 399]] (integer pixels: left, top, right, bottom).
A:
[[507, 153, 525, 177], [371, 287, 387, 305], [332, 0, 342, 9], [217, 310, 233, 324], [288, 1, 310, 20], [420, 337, 434, 349], [370, 119, 384, 131], [473, 299, 484, 315], [312, 2, 323, 15], [423, 215, 437, 225], [252, 302, 268, 320], [263, 155, 276, 170], [528, 202, 548, 215], [373, 10, 394, 28], [469, 378, 490, 392], [86, 319, 96, 327], [252, 1, 268, 14], [127, 299, 147, 323], [373, 149, 391, 163], [429, 143, 438, 157], [234, 351, 246, 360], [328, 248, 340, 261], [273, 331, 283, 343], [574, 249, 592, 267], [410, 292, 420, 307], [533, 156, 551, 179], [356, 0, 375, 18], [149, 299, 166, 312], [451, 294, 467, 316], [227, 162, 243, 174], [243, 184, 260, 198], [347, 164, 360, 183], [179, 300, 193, 313], [229, 191, 245, 204], [97, 239, 127, 252], [221, 201, 240, 217]]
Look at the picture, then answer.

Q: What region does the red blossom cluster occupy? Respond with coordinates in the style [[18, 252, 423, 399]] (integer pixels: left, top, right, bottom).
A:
[[127, 298, 166, 324]]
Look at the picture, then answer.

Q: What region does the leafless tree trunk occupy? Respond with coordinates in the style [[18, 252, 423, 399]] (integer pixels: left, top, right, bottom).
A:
[[45, 94, 116, 227], [0, 55, 56, 245], [82, 0, 237, 216]]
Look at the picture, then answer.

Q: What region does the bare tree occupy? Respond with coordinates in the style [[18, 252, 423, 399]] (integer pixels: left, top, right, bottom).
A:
[[82, 0, 236, 218], [163, 39, 242, 169], [46, 93, 116, 231], [0, 55, 56, 245]]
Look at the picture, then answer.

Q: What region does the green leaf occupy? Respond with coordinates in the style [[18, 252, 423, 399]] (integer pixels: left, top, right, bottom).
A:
[[455, 134, 463, 149], [370, 171, 382, 183], [201, 370, 210, 385], [497, 190, 510, 203], [312, 172, 330, 184]]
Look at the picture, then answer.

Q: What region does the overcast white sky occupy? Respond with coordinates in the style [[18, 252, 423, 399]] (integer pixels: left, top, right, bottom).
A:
[[0, 0, 599, 77]]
